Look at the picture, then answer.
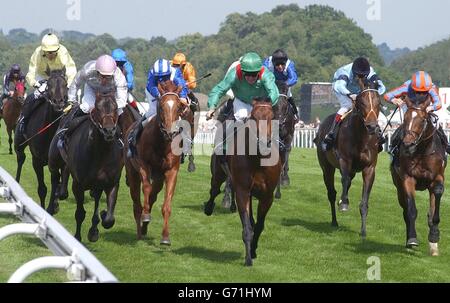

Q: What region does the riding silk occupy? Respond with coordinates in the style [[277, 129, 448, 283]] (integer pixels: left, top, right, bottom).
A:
[[146, 66, 188, 99], [172, 61, 197, 90], [332, 63, 386, 96], [112, 49, 135, 90], [384, 80, 441, 111], [208, 64, 279, 109], [68, 60, 128, 113], [263, 56, 298, 87], [26, 44, 77, 87]]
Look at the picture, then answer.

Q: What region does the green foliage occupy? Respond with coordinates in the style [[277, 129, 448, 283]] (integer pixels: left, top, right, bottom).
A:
[[391, 38, 450, 87]]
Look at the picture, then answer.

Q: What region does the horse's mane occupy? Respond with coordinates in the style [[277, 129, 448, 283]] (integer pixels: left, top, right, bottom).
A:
[[159, 80, 179, 94]]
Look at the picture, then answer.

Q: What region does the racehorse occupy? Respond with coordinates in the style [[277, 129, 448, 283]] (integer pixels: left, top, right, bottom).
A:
[[0, 80, 25, 154], [181, 97, 200, 172], [48, 91, 123, 242], [124, 80, 188, 244], [274, 80, 296, 199], [313, 78, 381, 238], [210, 97, 280, 266], [14, 68, 68, 210], [390, 95, 447, 256]]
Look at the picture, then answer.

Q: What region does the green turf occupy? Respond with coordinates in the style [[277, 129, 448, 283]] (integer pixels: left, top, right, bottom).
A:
[[1, 123, 450, 282]]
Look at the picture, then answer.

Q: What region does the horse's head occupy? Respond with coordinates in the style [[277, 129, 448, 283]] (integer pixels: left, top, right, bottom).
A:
[[251, 97, 275, 148], [354, 78, 381, 135], [401, 95, 433, 155], [157, 80, 187, 141], [13, 81, 25, 104], [45, 68, 68, 112], [91, 91, 118, 141]]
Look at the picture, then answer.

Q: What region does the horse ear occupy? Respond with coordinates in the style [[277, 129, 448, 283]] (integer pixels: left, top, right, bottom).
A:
[[157, 82, 164, 95]]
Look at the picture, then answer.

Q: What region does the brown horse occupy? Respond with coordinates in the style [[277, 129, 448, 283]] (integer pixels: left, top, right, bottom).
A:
[[0, 81, 25, 154], [274, 81, 296, 199], [180, 98, 200, 172], [124, 80, 188, 244], [219, 97, 280, 266], [390, 96, 446, 255], [314, 79, 381, 238]]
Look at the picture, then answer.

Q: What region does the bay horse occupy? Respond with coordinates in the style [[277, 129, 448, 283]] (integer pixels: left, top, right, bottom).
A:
[[313, 79, 381, 238], [213, 97, 280, 266], [48, 91, 123, 242], [124, 80, 188, 244], [14, 68, 68, 210], [274, 80, 296, 199], [390, 95, 446, 255], [0, 80, 25, 154]]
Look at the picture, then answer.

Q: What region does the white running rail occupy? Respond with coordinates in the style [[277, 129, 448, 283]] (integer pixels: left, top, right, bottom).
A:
[[0, 167, 118, 283]]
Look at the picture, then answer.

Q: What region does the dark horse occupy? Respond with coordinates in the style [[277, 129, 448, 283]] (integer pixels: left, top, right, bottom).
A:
[[206, 98, 281, 266], [182, 98, 200, 172], [0, 80, 25, 154], [124, 80, 188, 244], [48, 91, 123, 242], [274, 80, 296, 199], [314, 79, 381, 237], [15, 68, 68, 210], [390, 96, 446, 256]]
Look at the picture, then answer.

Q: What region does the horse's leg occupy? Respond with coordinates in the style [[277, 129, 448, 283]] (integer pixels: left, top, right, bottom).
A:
[[204, 155, 226, 215], [14, 139, 26, 182], [101, 184, 118, 230], [338, 162, 353, 212], [58, 165, 70, 200], [32, 157, 47, 209], [230, 182, 237, 213], [140, 167, 153, 237], [88, 189, 102, 242], [7, 125, 13, 155], [281, 147, 291, 186], [251, 194, 274, 259], [47, 166, 61, 215], [236, 187, 253, 266], [319, 158, 338, 226], [392, 172, 411, 246], [428, 179, 444, 256], [360, 165, 375, 239], [187, 115, 196, 172], [274, 176, 282, 200], [127, 163, 143, 239], [160, 168, 179, 245], [72, 181, 86, 242], [403, 177, 418, 247], [222, 176, 233, 209], [275, 149, 287, 199]]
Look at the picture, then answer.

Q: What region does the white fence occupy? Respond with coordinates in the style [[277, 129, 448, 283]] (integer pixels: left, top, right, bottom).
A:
[[193, 128, 450, 151], [0, 167, 118, 283]]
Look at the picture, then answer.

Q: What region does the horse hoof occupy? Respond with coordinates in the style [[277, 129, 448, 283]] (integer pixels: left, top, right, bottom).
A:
[[406, 238, 419, 248], [188, 163, 196, 172], [88, 228, 99, 242], [142, 213, 151, 223], [160, 238, 171, 246], [331, 221, 338, 227], [47, 203, 59, 216], [59, 191, 68, 201], [244, 258, 253, 266], [204, 202, 215, 216], [230, 203, 237, 213], [429, 242, 439, 256], [101, 210, 115, 229], [274, 192, 281, 199], [281, 178, 290, 187]]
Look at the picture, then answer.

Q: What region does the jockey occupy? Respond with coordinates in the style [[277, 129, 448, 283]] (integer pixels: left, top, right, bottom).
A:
[[111, 48, 138, 110], [206, 52, 279, 158], [1, 64, 26, 110], [263, 49, 299, 120], [323, 57, 386, 150], [63, 55, 127, 138], [171, 52, 199, 113], [385, 71, 450, 155], [17, 33, 77, 135], [127, 58, 188, 156], [207, 52, 279, 121]]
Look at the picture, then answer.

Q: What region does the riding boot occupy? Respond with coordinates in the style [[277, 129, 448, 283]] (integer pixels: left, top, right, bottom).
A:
[[217, 99, 234, 123], [188, 92, 199, 113], [389, 127, 403, 166], [376, 127, 387, 153], [127, 116, 148, 158], [322, 116, 340, 151], [436, 126, 450, 154], [287, 97, 299, 123]]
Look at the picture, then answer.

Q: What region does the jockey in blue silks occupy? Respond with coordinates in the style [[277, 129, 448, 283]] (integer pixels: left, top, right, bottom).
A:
[[263, 49, 299, 120]]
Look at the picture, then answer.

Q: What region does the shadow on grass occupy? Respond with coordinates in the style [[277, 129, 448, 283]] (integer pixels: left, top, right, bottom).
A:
[[281, 218, 355, 234], [344, 239, 407, 255], [172, 246, 241, 263], [180, 203, 236, 216], [101, 230, 140, 246]]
